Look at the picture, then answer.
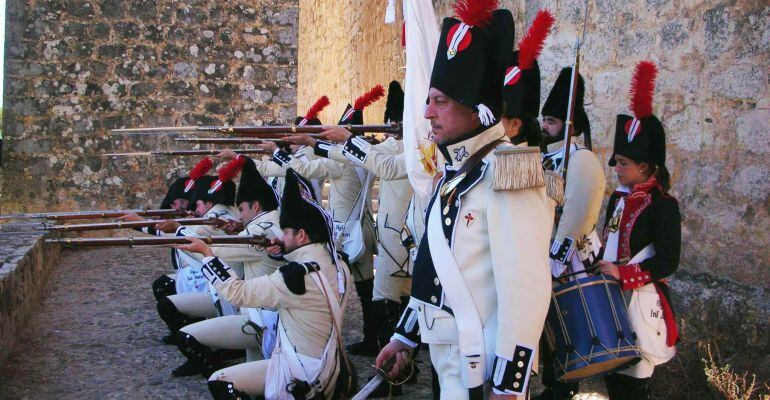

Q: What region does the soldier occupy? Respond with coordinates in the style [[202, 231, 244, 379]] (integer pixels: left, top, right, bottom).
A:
[[150, 176, 195, 304], [279, 87, 384, 356], [172, 155, 285, 377], [376, 3, 554, 399], [174, 169, 354, 400], [299, 81, 414, 395], [532, 26, 607, 400], [500, 10, 554, 148], [596, 61, 680, 400], [148, 158, 243, 355]]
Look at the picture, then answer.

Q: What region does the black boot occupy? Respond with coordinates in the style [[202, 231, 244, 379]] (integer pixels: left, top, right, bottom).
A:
[[347, 279, 379, 356], [156, 297, 202, 345], [173, 331, 223, 377], [152, 275, 177, 302], [208, 380, 251, 400], [604, 373, 650, 400]]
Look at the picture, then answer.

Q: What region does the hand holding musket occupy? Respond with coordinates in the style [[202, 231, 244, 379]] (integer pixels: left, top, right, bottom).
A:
[[42, 217, 226, 232], [46, 235, 272, 247], [172, 236, 285, 257]]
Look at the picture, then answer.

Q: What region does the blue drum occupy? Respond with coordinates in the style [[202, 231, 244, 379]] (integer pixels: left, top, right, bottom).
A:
[[544, 275, 640, 381]]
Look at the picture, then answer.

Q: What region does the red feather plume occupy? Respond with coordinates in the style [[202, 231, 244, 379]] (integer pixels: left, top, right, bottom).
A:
[[453, 0, 499, 27], [354, 84, 385, 111], [517, 9, 554, 70], [217, 155, 246, 184], [189, 157, 213, 181], [629, 61, 658, 119], [304, 95, 330, 121]]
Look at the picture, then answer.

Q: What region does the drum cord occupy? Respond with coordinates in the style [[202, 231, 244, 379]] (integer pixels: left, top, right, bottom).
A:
[[601, 280, 628, 351], [551, 292, 574, 370], [576, 280, 607, 363]]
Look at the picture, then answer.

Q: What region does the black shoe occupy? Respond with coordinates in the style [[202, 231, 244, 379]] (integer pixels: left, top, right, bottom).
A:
[[172, 359, 207, 377], [175, 332, 222, 377], [208, 380, 250, 400], [346, 339, 380, 356], [162, 333, 178, 345]]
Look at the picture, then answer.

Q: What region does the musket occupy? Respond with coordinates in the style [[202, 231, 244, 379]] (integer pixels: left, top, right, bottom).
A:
[[1, 208, 190, 221], [102, 148, 269, 157], [111, 123, 402, 136], [46, 235, 273, 247], [41, 217, 227, 232], [560, 0, 591, 182], [174, 136, 381, 145]]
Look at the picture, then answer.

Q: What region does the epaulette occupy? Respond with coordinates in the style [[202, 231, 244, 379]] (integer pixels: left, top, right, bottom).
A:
[[492, 146, 545, 191], [544, 170, 565, 205]]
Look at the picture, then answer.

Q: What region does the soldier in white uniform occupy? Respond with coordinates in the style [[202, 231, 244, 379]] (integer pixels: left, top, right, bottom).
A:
[[154, 161, 242, 362], [377, 5, 554, 399], [173, 155, 285, 377], [297, 82, 414, 359], [533, 64, 607, 398], [173, 169, 354, 400], [150, 176, 194, 304], [279, 88, 384, 355]]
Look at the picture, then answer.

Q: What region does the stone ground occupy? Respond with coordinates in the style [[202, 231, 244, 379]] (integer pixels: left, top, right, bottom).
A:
[[0, 246, 608, 399]]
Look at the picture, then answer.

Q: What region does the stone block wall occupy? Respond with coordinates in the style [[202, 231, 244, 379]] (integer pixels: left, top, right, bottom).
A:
[[2, 0, 299, 212], [0, 223, 61, 366]]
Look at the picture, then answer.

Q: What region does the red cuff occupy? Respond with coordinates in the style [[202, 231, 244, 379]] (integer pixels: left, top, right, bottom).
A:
[[618, 263, 652, 290]]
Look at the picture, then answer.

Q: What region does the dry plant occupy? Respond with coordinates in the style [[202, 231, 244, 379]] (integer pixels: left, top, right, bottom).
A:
[[702, 344, 770, 400]]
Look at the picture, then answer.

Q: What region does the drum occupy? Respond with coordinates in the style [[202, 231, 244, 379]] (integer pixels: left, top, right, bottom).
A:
[[545, 275, 640, 381]]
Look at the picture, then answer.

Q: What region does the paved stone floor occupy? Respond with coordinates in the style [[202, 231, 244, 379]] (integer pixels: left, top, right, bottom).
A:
[[0, 246, 607, 399]]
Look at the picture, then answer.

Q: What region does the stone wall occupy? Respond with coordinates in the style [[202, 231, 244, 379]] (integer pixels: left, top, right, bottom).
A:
[[0, 223, 61, 366], [1, 0, 299, 212]]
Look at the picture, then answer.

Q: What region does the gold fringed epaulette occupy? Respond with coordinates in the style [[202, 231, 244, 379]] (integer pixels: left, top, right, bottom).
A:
[[544, 170, 565, 205], [492, 146, 545, 191]]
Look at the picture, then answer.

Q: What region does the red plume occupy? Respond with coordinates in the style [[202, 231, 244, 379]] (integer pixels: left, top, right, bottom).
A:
[[217, 155, 246, 184], [517, 9, 554, 70], [453, 0, 499, 27], [629, 61, 658, 119], [304, 95, 330, 121], [354, 84, 385, 111], [189, 157, 213, 181]]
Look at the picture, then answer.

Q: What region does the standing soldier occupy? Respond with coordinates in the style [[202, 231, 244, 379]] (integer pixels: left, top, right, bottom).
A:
[[532, 25, 606, 400], [282, 87, 384, 356], [377, 2, 555, 398]]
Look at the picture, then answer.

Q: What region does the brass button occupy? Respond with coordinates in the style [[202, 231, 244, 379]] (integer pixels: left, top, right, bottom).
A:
[[434, 277, 440, 285]]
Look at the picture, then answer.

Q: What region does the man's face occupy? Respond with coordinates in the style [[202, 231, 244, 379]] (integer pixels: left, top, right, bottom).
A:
[[281, 227, 306, 253], [171, 198, 189, 211], [424, 87, 481, 145], [540, 116, 564, 144], [238, 201, 261, 223], [195, 200, 214, 217]]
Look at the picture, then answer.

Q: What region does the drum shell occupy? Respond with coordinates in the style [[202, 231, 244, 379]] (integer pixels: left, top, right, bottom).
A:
[[545, 275, 640, 381]]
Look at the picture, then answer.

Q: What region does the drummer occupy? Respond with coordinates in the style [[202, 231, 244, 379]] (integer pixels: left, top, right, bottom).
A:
[[595, 61, 681, 399]]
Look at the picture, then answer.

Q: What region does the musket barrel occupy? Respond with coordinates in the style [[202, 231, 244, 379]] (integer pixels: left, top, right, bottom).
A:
[[111, 124, 402, 136], [45, 217, 219, 232], [45, 209, 189, 221], [46, 235, 271, 247]]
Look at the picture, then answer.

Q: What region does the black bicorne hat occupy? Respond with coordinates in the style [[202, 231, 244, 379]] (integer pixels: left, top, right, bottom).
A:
[[295, 95, 330, 127], [160, 177, 192, 209], [235, 156, 279, 211], [429, 2, 514, 127], [541, 67, 590, 137], [609, 61, 666, 168], [339, 85, 385, 125], [279, 169, 332, 244], [191, 176, 235, 206]]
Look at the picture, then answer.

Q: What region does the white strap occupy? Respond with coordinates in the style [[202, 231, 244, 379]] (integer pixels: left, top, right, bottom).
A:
[[426, 196, 486, 388], [629, 244, 655, 264]]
